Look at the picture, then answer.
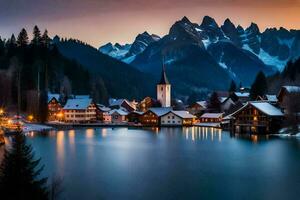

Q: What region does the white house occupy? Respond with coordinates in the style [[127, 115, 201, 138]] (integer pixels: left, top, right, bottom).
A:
[[161, 110, 196, 126], [63, 98, 97, 123]]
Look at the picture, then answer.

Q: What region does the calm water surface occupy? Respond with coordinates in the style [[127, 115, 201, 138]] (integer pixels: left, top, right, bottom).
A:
[[4, 127, 300, 200]]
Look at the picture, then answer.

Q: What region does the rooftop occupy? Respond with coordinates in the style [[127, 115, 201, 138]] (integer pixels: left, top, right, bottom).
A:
[[250, 102, 283, 116], [200, 113, 223, 118], [149, 107, 172, 117], [171, 111, 196, 119], [63, 98, 93, 110]]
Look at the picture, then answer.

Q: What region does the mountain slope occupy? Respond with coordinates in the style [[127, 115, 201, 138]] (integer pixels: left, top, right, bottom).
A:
[[56, 40, 155, 99]]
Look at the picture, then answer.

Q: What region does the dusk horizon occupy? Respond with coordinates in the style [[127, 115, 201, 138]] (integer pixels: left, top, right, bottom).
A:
[[1, 0, 300, 47]]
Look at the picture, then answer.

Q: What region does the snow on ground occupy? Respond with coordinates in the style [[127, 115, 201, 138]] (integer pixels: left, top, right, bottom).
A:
[[23, 123, 53, 133], [242, 44, 287, 71]]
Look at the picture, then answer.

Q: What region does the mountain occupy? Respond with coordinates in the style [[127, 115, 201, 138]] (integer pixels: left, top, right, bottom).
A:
[[98, 43, 131, 60], [98, 16, 300, 97], [56, 39, 155, 99], [99, 31, 160, 63]]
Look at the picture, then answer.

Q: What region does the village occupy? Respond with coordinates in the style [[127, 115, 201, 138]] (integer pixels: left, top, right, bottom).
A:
[[0, 64, 299, 141], [13, 65, 294, 135]]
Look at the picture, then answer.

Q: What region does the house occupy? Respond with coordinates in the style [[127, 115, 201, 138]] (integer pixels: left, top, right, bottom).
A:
[[109, 109, 128, 123], [257, 95, 278, 104], [220, 97, 235, 113], [63, 98, 97, 123], [96, 104, 111, 122], [48, 93, 62, 121], [187, 101, 207, 117], [161, 111, 196, 126], [139, 107, 172, 126], [127, 111, 144, 124], [199, 113, 224, 123], [137, 97, 160, 112], [277, 86, 300, 110], [233, 92, 250, 103], [231, 101, 284, 134], [109, 98, 136, 112]]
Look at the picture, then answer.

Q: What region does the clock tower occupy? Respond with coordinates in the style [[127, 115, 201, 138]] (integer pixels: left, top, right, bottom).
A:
[[157, 65, 171, 107]]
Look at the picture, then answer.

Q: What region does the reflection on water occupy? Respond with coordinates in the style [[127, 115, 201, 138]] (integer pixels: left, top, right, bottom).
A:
[[2, 127, 300, 200], [56, 130, 65, 167], [182, 127, 222, 142]]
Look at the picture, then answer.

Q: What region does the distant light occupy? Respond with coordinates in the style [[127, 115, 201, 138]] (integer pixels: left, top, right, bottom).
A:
[[28, 115, 34, 121]]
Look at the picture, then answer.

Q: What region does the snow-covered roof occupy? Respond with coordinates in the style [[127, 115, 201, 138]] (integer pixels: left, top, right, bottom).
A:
[[196, 101, 207, 108], [109, 98, 134, 108], [171, 111, 196, 119], [108, 109, 128, 116], [234, 92, 250, 97], [48, 93, 60, 103], [265, 95, 278, 102], [97, 105, 111, 112], [200, 113, 223, 119], [75, 95, 90, 99], [63, 98, 93, 110], [282, 86, 300, 93], [149, 107, 172, 117], [219, 97, 228, 103], [250, 102, 283, 116]]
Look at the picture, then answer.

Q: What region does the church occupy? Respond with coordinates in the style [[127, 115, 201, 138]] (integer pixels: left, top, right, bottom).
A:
[[156, 65, 171, 107]]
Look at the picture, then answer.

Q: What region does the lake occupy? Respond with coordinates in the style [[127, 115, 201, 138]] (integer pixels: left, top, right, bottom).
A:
[[3, 127, 300, 200]]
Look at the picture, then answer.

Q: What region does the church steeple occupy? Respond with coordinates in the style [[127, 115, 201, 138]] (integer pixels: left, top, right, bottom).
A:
[[157, 60, 171, 107], [159, 64, 169, 85]]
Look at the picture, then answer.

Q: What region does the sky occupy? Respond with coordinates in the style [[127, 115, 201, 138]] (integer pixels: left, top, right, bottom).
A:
[[0, 0, 300, 47]]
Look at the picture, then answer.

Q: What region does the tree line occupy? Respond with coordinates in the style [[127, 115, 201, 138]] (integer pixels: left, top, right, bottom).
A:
[[0, 26, 108, 122]]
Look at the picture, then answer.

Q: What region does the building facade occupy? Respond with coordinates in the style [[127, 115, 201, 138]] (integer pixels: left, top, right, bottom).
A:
[[63, 98, 97, 123], [232, 102, 284, 134]]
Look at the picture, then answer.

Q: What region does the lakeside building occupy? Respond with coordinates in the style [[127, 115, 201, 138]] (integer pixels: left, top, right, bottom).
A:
[[199, 113, 224, 123], [160, 111, 196, 126], [231, 101, 284, 134], [47, 93, 62, 121], [96, 104, 111, 122], [63, 98, 97, 123], [140, 107, 172, 126], [109, 109, 128, 123], [127, 111, 144, 124]]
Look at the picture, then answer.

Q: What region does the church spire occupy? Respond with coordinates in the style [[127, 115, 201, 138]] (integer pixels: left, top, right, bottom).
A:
[[159, 59, 169, 85]]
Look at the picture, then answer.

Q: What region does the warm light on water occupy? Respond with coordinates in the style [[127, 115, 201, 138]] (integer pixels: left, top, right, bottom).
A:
[[7, 127, 300, 200]]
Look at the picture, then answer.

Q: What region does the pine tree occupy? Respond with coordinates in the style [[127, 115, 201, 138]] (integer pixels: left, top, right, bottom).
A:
[[32, 25, 42, 46], [207, 92, 221, 113], [250, 71, 268, 100], [17, 28, 29, 47], [0, 134, 49, 200], [228, 80, 237, 93], [41, 30, 50, 48]]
